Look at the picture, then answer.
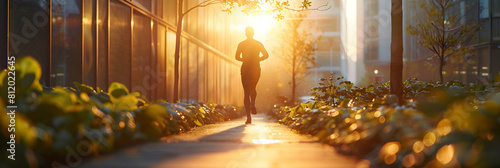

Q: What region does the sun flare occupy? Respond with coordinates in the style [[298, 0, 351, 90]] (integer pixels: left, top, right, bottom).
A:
[[230, 14, 277, 41]]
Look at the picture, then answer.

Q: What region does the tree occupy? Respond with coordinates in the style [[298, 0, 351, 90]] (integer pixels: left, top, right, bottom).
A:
[[406, 0, 481, 82], [269, 12, 319, 105], [391, 0, 403, 104], [172, 0, 328, 102]]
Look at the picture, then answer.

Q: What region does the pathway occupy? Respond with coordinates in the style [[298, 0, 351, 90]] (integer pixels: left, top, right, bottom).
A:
[[79, 114, 361, 168]]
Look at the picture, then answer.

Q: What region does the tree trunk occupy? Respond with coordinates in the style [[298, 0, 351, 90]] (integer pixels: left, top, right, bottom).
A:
[[173, 0, 183, 102], [291, 49, 297, 105], [390, 0, 404, 105], [439, 59, 444, 83], [292, 73, 296, 106]]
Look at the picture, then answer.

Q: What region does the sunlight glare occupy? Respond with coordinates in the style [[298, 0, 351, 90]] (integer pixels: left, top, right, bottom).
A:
[[233, 4, 277, 41], [252, 139, 281, 144], [246, 14, 276, 40]]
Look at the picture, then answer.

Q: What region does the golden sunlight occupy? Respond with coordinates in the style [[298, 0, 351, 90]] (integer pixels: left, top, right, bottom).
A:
[[252, 139, 282, 144], [231, 3, 278, 41], [236, 14, 277, 41]]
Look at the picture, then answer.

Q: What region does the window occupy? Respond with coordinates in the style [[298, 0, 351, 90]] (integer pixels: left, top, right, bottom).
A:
[[493, 18, 500, 41], [493, 0, 500, 41], [51, 0, 83, 86], [479, 49, 490, 77], [180, 38, 189, 101], [188, 42, 198, 101], [198, 49, 206, 102], [83, 0, 96, 86], [9, 0, 51, 85], [364, 40, 379, 61], [164, 0, 177, 24], [153, 0, 163, 17], [131, 11, 152, 98], [166, 30, 176, 101], [365, 0, 378, 17], [155, 23, 167, 100], [97, 0, 108, 89], [134, 0, 151, 11], [493, 0, 500, 17], [364, 19, 379, 39], [109, 0, 131, 88], [7, 0, 244, 105], [207, 52, 215, 101], [479, 0, 489, 19]]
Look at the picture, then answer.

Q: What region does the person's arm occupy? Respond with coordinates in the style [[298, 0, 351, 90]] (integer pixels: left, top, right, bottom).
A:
[[259, 43, 269, 61], [235, 44, 243, 62]]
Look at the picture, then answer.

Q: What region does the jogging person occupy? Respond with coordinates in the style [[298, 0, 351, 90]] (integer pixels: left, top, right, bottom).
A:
[[235, 26, 269, 124]]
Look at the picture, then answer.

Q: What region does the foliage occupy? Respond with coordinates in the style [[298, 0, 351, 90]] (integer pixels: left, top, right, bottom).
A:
[[0, 56, 244, 168], [220, 0, 328, 20], [311, 73, 443, 107], [269, 11, 320, 105], [271, 73, 500, 167], [406, 0, 482, 82]]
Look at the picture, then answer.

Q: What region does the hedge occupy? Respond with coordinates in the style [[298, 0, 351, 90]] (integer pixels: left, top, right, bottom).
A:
[[0, 56, 244, 168]]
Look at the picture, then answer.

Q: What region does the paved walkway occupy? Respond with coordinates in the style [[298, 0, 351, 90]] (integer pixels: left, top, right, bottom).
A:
[[79, 114, 361, 168]]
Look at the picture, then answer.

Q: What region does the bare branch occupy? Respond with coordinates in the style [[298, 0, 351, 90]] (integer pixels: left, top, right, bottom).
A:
[[284, 2, 331, 12], [430, 21, 463, 32]]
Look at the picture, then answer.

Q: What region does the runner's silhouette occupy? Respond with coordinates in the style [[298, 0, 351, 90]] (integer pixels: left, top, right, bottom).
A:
[[235, 26, 269, 124]]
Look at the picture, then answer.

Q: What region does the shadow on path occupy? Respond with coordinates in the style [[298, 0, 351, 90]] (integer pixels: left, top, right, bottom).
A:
[[198, 124, 247, 143], [79, 120, 253, 168], [79, 114, 360, 168]]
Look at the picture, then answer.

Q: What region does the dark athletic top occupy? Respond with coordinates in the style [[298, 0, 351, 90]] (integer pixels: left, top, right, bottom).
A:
[[235, 38, 269, 67]]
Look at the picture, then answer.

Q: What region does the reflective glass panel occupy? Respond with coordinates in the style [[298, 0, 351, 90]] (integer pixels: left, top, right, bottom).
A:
[[132, 10, 152, 98], [51, 0, 83, 86], [109, 0, 131, 88]]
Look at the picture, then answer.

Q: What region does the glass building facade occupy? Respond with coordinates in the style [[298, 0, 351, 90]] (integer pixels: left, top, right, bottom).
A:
[[362, 0, 391, 84], [404, 0, 500, 83], [307, 0, 342, 82], [4, 0, 244, 105]]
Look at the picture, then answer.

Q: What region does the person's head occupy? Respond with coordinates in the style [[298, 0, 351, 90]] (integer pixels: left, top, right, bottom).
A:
[[245, 26, 254, 38]]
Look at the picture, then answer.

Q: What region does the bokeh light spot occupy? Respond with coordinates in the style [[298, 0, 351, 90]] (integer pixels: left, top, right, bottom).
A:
[[423, 132, 436, 146], [345, 118, 351, 123], [413, 140, 425, 153], [403, 154, 416, 167], [350, 123, 358, 131], [385, 142, 400, 155], [437, 119, 452, 136], [487, 133, 494, 141], [436, 145, 455, 165], [379, 116, 386, 123], [384, 154, 397, 164]]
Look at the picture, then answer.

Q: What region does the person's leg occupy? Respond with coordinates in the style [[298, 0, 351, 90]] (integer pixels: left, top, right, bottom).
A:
[[244, 89, 251, 120], [249, 68, 261, 114], [241, 71, 252, 123], [250, 78, 259, 104]]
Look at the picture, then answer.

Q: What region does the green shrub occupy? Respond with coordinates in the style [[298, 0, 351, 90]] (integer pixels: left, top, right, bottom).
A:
[[272, 73, 500, 167], [0, 56, 244, 168]]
